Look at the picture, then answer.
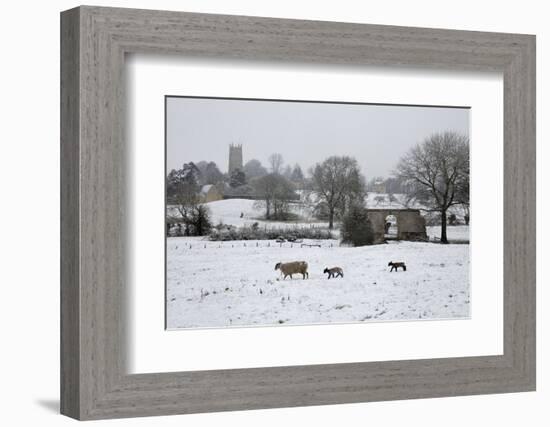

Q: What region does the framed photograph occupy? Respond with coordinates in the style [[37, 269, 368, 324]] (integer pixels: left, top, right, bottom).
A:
[[165, 95, 471, 329], [61, 6, 536, 420]]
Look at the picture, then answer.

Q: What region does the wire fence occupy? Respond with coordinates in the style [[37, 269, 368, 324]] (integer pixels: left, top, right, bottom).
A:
[[171, 240, 339, 251]]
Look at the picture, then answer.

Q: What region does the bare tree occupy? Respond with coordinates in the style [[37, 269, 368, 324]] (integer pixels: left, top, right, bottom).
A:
[[251, 173, 295, 219], [455, 166, 470, 225], [310, 156, 366, 229], [170, 175, 200, 236], [268, 153, 284, 175], [395, 131, 469, 243]]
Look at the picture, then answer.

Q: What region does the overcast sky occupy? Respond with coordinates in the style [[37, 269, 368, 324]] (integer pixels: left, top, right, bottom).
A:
[[166, 96, 469, 179]]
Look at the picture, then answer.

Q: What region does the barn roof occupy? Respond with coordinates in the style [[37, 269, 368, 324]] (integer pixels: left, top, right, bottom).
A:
[[200, 184, 214, 195]]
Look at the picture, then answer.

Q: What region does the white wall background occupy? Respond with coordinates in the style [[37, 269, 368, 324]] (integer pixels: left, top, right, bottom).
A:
[[0, 0, 546, 425]]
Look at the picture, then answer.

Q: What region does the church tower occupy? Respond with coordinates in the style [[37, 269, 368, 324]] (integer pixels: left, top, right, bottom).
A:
[[228, 144, 243, 174]]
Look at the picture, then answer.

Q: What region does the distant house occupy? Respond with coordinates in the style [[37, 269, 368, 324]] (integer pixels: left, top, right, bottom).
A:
[[372, 179, 387, 193], [200, 184, 224, 203]]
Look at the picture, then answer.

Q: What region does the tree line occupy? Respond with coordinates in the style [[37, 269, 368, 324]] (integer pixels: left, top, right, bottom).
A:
[[167, 130, 470, 244], [167, 156, 306, 196], [166, 154, 308, 235]]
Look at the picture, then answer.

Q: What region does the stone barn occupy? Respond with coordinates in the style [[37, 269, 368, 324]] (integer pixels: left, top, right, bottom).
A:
[[367, 208, 428, 244]]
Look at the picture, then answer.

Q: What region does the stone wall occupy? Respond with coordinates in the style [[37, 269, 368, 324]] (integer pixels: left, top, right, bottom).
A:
[[367, 209, 427, 243]]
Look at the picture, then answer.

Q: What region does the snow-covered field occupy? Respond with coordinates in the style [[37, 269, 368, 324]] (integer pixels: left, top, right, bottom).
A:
[[426, 225, 470, 242], [167, 237, 470, 329], [207, 198, 324, 228], [169, 196, 469, 241], [169, 198, 329, 230]]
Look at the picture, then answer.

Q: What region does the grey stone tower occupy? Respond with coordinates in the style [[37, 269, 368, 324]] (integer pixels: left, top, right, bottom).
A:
[[228, 143, 243, 174]]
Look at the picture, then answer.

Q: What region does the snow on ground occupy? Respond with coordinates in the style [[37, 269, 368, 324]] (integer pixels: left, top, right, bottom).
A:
[[169, 198, 330, 230], [366, 192, 408, 209], [166, 238, 470, 329], [426, 225, 470, 242], [207, 198, 256, 226], [170, 197, 469, 240], [167, 198, 257, 228]]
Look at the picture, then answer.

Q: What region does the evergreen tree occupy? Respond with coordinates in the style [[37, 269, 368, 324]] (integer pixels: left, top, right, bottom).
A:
[[166, 162, 201, 199], [229, 168, 246, 188], [340, 204, 374, 247], [189, 205, 212, 236]]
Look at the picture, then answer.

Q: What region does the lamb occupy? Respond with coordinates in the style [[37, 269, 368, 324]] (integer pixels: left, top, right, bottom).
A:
[[388, 261, 407, 272], [323, 267, 344, 279], [275, 261, 309, 280]]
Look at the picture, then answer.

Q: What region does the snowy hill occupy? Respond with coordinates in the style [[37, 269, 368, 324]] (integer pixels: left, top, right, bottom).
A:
[[173, 198, 330, 230], [206, 198, 258, 227]]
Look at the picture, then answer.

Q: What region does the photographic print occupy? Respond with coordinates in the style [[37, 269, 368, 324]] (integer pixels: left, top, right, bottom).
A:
[[165, 96, 470, 330]]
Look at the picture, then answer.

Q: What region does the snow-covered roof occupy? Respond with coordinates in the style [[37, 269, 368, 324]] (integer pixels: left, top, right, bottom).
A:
[[200, 184, 214, 195]]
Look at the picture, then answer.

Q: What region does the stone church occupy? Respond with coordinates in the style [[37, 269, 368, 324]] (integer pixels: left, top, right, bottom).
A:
[[228, 143, 243, 174]]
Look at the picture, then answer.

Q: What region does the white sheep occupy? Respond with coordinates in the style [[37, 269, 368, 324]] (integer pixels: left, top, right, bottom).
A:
[[275, 261, 309, 280]]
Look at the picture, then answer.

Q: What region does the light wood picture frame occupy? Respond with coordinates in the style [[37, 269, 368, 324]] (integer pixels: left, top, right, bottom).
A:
[[60, 5, 536, 420]]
